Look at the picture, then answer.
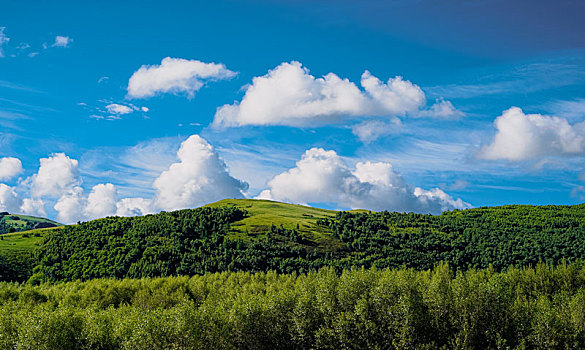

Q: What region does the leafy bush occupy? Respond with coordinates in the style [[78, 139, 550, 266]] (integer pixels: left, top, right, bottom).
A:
[[3, 264, 585, 349]]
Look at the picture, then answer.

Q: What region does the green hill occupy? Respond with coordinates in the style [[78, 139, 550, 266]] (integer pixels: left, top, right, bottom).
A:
[[205, 199, 342, 251], [0, 212, 61, 234], [4, 199, 585, 283], [0, 213, 61, 282]]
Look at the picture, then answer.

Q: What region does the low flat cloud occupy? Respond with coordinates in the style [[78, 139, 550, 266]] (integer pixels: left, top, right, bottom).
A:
[[105, 103, 133, 115], [127, 57, 236, 99]]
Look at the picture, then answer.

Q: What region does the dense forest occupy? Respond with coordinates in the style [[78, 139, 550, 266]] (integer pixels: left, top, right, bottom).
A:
[[323, 204, 585, 271], [15, 202, 585, 283], [3, 264, 585, 349]]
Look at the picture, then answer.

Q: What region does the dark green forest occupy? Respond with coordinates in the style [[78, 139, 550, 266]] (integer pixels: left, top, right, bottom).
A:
[[12, 202, 585, 283], [324, 204, 585, 271]]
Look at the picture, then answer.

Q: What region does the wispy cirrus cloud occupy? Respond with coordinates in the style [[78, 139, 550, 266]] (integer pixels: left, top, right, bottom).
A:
[[543, 98, 585, 121], [426, 61, 585, 100], [80, 101, 149, 121], [0, 80, 43, 93], [0, 27, 10, 57], [351, 119, 401, 143]]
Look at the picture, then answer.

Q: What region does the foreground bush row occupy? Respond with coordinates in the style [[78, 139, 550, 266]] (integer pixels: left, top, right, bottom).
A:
[[2, 264, 585, 349]]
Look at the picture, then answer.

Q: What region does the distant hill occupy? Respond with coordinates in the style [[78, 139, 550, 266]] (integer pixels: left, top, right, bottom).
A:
[[0, 212, 61, 234], [4, 199, 585, 283]]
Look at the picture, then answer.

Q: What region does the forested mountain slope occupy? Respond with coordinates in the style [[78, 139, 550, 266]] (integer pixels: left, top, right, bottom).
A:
[[3, 199, 585, 283]]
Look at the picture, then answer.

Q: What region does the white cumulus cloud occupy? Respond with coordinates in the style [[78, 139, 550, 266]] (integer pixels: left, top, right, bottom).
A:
[[85, 183, 117, 219], [30, 153, 80, 198], [54, 186, 85, 223], [413, 187, 470, 212], [9, 135, 247, 222], [127, 57, 236, 99], [0, 157, 23, 181], [213, 61, 459, 128], [20, 198, 46, 217], [52, 36, 72, 48], [54, 182, 151, 222], [115, 197, 154, 217], [0, 184, 22, 213], [257, 148, 470, 214], [479, 107, 585, 161], [153, 135, 248, 211]]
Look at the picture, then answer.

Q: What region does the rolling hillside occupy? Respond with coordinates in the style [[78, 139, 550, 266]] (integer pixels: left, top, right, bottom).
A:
[[4, 199, 585, 283], [0, 212, 61, 234], [1, 199, 331, 268], [0, 200, 345, 282]]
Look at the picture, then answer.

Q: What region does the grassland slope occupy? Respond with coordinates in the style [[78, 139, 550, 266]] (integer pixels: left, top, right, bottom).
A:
[[0, 212, 61, 234]]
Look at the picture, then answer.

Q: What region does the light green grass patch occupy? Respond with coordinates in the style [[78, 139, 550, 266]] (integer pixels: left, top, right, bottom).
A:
[[205, 199, 343, 251], [0, 227, 60, 253]]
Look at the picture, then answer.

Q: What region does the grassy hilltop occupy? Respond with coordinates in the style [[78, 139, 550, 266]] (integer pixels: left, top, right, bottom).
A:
[[205, 198, 337, 233], [205, 199, 342, 251]]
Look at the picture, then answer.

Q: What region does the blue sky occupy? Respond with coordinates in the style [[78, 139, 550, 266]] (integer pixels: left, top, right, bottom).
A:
[[1, 0, 585, 222]]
